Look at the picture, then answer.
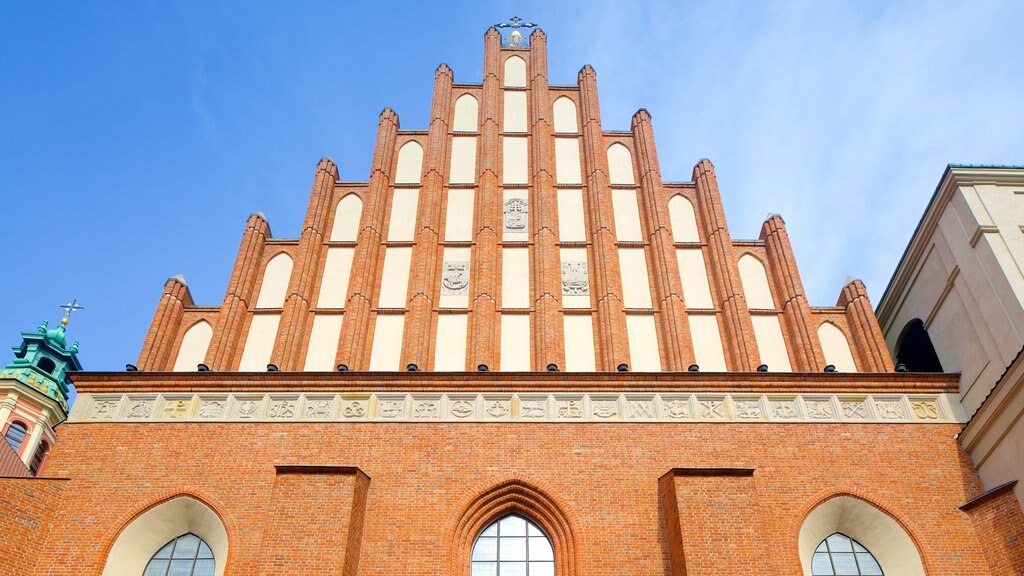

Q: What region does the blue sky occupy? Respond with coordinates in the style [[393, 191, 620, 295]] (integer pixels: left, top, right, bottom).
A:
[[1, 1, 1021, 374]]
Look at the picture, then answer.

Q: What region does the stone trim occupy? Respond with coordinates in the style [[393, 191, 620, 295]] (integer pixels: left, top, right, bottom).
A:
[[70, 392, 963, 424]]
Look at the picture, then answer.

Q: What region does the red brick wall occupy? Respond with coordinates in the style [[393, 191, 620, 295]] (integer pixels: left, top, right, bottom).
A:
[[960, 481, 1024, 575], [26, 420, 996, 575], [0, 478, 65, 576]]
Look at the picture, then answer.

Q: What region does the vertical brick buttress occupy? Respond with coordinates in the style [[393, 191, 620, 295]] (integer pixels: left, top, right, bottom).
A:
[[760, 214, 825, 372], [837, 279, 894, 372], [631, 109, 694, 370], [137, 276, 194, 370], [273, 157, 338, 370], [403, 64, 453, 369], [578, 65, 630, 371], [692, 159, 759, 371], [206, 213, 270, 370], [468, 28, 501, 371], [529, 29, 565, 370], [337, 109, 399, 369]]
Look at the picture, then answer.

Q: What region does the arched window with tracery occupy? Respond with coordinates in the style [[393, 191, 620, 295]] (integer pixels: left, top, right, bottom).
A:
[[471, 514, 554, 576], [812, 532, 883, 575], [143, 532, 215, 576], [4, 421, 27, 454]]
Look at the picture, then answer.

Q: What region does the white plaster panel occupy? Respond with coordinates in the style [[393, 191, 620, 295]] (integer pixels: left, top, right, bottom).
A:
[[504, 55, 527, 87], [738, 254, 776, 309], [255, 253, 293, 309], [444, 188, 475, 242], [449, 137, 477, 184], [552, 96, 578, 133], [303, 315, 343, 371], [394, 141, 424, 184], [560, 247, 591, 309], [751, 315, 792, 372], [619, 248, 653, 309], [439, 247, 471, 309], [369, 314, 405, 371], [387, 188, 419, 241], [688, 314, 727, 371], [453, 94, 479, 132], [798, 496, 924, 576], [101, 497, 229, 576], [503, 137, 529, 184], [434, 314, 468, 371], [503, 91, 528, 133], [500, 314, 531, 371], [676, 248, 714, 309], [172, 321, 212, 372], [503, 190, 529, 242], [607, 143, 635, 185], [818, 322, 858, 372], [316, 248, 354, 309], [563, 315, 596, 371], [330, 194, 362, 242], [238, 314, 280, 371], [378, 247, 412, 308], [612, 189, 643, 241], [668, 195, 700, 242], [626, 314, 662, 371], [555, 138, 582, 185], [557, 189, 586, 242], [502, 248, 530, 309]]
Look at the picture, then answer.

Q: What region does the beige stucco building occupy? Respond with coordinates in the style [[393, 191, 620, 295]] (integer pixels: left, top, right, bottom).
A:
[[877, 164, 1024, 503]]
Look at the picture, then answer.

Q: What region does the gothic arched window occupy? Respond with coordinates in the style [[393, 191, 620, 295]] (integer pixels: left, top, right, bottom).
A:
[[471, 514, 554, 576], [143, 533, 215, 576], [894, 318, 943, 372], [4, 421, 27, 454], [812, 532, 883, 575], [29, 440, 48, 475]]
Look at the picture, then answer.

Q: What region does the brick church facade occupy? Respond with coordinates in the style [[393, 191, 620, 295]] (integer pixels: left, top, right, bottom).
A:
[[3, 26, 1023, 575]]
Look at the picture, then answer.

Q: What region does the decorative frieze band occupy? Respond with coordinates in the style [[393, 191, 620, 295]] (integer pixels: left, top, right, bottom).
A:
[[70, 392, 963, 424]]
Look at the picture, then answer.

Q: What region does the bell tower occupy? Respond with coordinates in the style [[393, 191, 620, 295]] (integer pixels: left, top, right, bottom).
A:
[[0, 301, 82, 475]]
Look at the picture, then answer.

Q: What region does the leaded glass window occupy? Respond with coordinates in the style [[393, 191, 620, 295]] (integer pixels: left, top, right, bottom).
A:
[[471, 514, 554, 576], [4, 421, 27, 453], [143, 533, 215, 576], [812, 532, 883, 575]]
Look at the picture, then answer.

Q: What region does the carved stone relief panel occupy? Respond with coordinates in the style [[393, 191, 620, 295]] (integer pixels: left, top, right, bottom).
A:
[[910, 399, 940, 420], [412, 396, 441, 420], [441, 261, 470, 295], [874, 398, 906, 420], [561, 261, 590, 296], [734, 398, 763, 419], [503, 197, 528, 233], [483, 396, 512, 419], [341, 397, 369, 419], [697, 397, 727, 420], [555, 396, 584, 419], [591, 397, 619, 419], [518, 396, 548, 419], [234, 397, 263, 419], [268, 397, 298, 420], [839, 397, 869, 420], [804, 398, 835, 420], [625, 395, 655, 419], [771, 398, 800, 420], [125, 397, 155, 419], [197, 397, 227, 419], [661, 396, 692, 419], [90, 397, 121, 419], [448, 395, 476, 419], [376, 396, 407, 419], [304, 397, 335, 420], [161, 397, 194, 420]]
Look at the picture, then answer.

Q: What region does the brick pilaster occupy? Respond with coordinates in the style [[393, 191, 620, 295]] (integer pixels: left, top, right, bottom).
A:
[[760, 214, 825, 372], [529, 29, 565, 370], [631, 109, 693, 371], [578, 65, 629, 371], [272, 157, 338, 370], [207, 213, 270, 370], [402, 64, 453, 370], [692, 160, 758, 371], [136, 275, 194, 370], [468, 28, 501, 370], [336, 108, 399, 370], [837, 279, 894, 372]]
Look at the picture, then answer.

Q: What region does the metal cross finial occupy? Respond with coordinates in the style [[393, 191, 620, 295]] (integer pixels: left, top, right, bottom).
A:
[[58, 298, 85, 326], [494, 16, 537, 47]]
